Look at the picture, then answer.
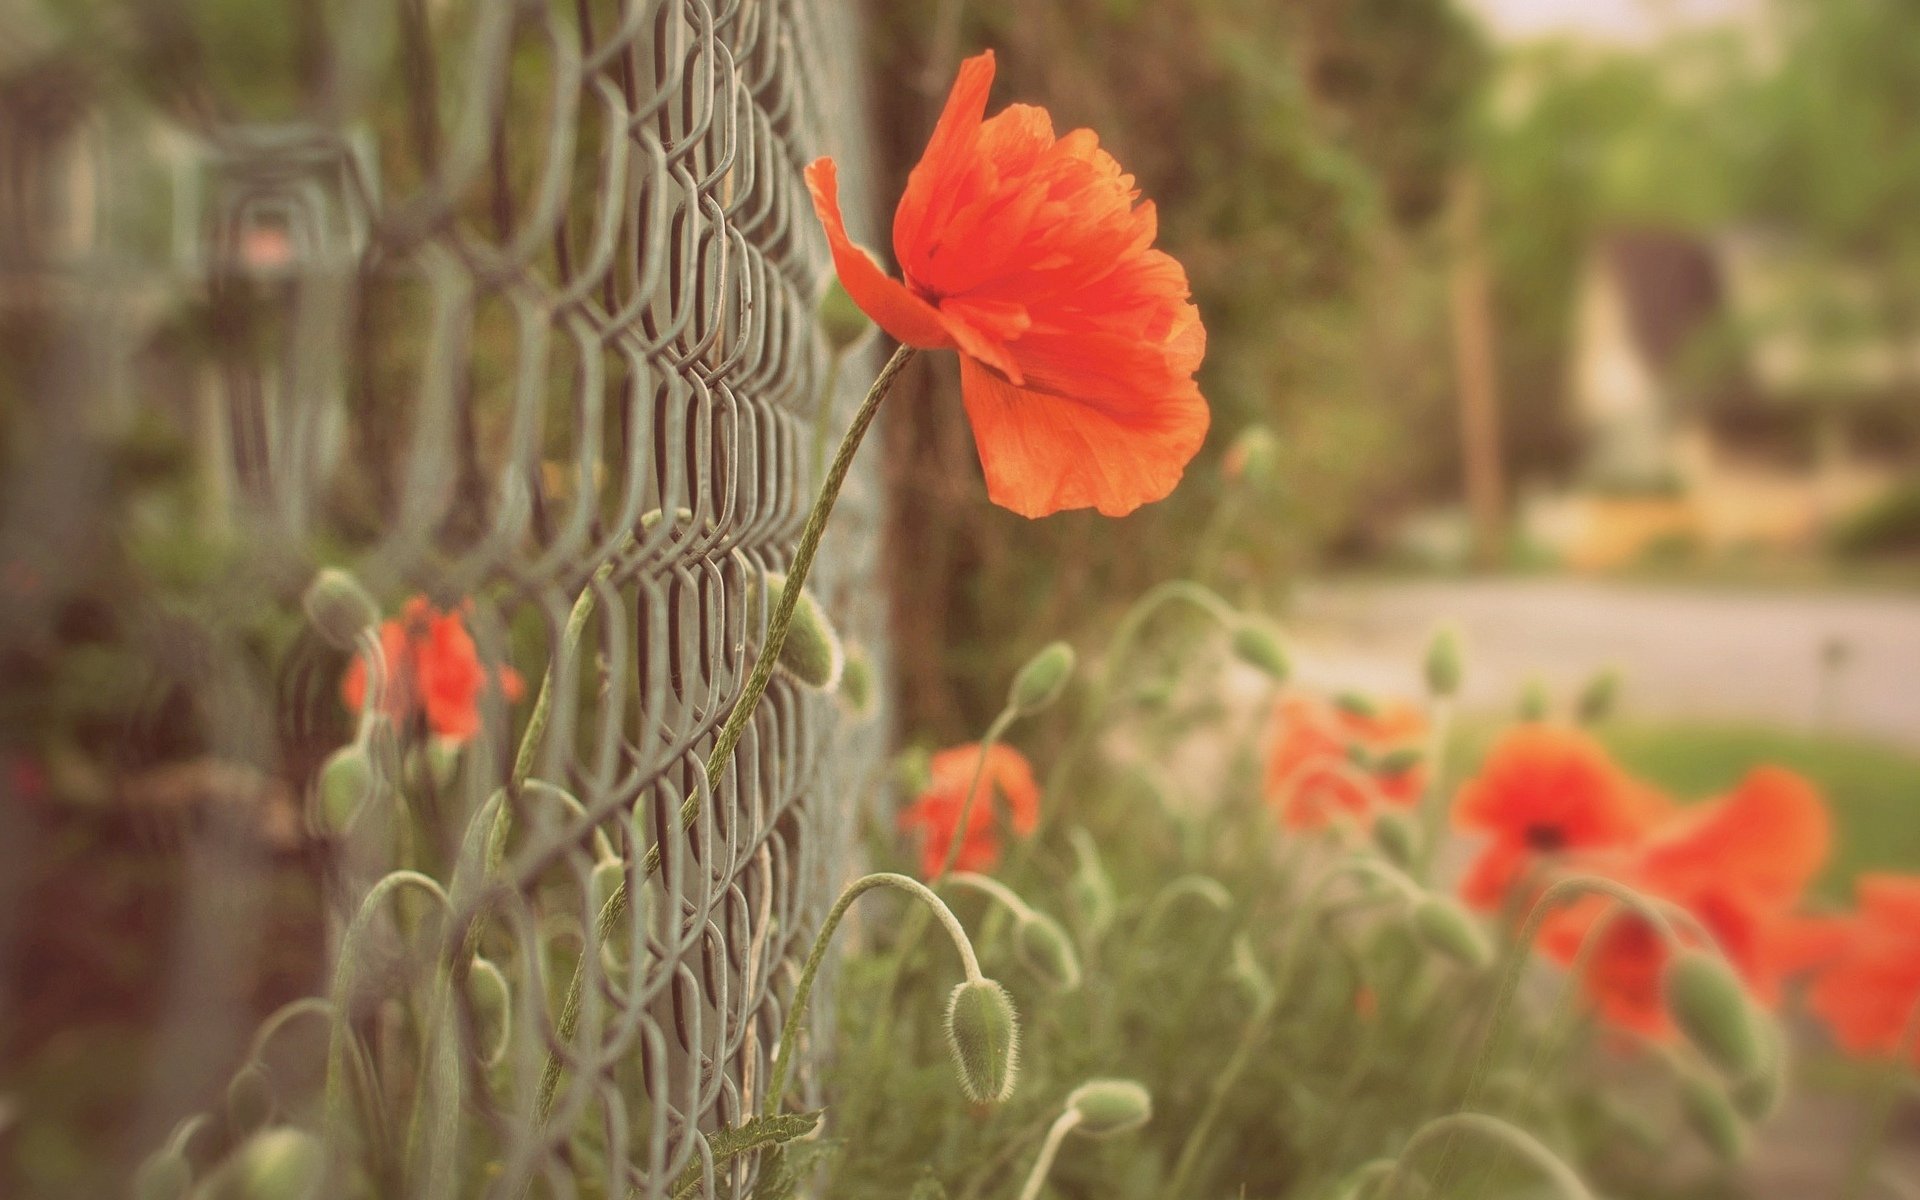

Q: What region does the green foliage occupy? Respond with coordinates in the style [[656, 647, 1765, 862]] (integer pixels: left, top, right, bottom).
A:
[[667, 1113, 823, 1200], [1832, 477, 1920, 559]]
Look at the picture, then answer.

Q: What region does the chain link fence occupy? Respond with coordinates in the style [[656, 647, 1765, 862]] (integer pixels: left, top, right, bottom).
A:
[[0, 0, 886, 1194]]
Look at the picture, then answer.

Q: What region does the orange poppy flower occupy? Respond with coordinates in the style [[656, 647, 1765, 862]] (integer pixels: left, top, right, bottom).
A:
[[1540, 767, 1831, 1037], [805, 51, 1209, 518], [341, 596, 525, 742], [1802, 875, 1920, 1064], [1263, 694, 1427, 830], [1453, 724, 1660, 910], [898, 743, 1041, 878]]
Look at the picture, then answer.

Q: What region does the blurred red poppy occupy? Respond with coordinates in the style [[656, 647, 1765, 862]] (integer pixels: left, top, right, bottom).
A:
[[1801, 875, 1920, 1064], [1264, 695, 1428, 830], [898, 743, 1041, 878], [1541, 767, 1831, 1037], [341, 596, 524, 742], [1453, 724, 1662, 910], [805, 50, 1209, 518]]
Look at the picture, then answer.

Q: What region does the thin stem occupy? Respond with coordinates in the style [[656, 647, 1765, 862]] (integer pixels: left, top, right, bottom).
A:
[[1165, 991, 1276, 1198], [1837, 996, 1920, 1200], [1377, 1112, 1592, 1200], [946, 871, 1036, 922], [762, 872, 981, 1117], [937, 707, 1018, 881], [1016, 1111, 1084, 1200], [510, 554, 619, 800], [1412, 697, 1454, 883]]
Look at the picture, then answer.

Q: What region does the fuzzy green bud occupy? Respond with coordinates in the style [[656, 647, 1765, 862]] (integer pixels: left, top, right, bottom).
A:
[[1373, 746, 1424, 777], [302, 569, 380, 652], [1067, 829, 1118, 940], [1411, 896, 1493, 969], [192, 1128, 323, 1200], [944, 978, 1020, 1104], [1731, 1025, 1787, 1121], [1223, 425, 1280, 485], [762, 573, 843, 691], [1013, 913, 1083, 993], [1229, 623, 1290, 682], [1334, 691, 1378, 721], [226, 1064, 273, 1138], [313, 744, 374, 836], [818, 279, 871, 353], [1663, 950, 1764, 1079], [1007, 641, 1075, 715], [1576, 668, 1622, 725], [469, 956, 511, 1066], [136, 1151, 192, 1200], [1372, 810, 1419, 869], [839, 645, 876, 718], [1065, 1079, 1152, 1138], [1425, 626, 1463, 697], [1679, 1072, 1748, 1162]]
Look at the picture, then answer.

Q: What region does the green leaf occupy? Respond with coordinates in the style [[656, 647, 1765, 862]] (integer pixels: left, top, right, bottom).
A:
[[665, 1112, 821, 1200]]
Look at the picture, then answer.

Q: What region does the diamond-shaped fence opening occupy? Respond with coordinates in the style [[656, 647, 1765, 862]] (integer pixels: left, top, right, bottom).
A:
[[0, 1, 886, 1195]]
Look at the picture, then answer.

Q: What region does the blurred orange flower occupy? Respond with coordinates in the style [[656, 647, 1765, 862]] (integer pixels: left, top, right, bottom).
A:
[[341, 596, 525, 742], [898, 743, 1041, 878], [805, 50, 1209, 519], [1541, 767, 1832, 1037], [1263, 694, 1427, 830], [1453, 724, 1661, 910], [1801, 875, 1920, 1064]]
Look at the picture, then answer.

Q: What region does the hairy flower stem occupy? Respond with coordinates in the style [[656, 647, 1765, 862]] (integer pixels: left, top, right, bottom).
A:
[[1837, 997, 1920, 1200], [1376, 1112, 1593, 1200], [1016, 1110, 1084, 1200], [534, 345, 915, 1131], [1038, 580, 1236, 839], [763, 873, 983, 1117]]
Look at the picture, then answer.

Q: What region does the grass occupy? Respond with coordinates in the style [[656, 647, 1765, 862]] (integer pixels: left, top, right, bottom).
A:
[[1452, 719, 1920, 903]]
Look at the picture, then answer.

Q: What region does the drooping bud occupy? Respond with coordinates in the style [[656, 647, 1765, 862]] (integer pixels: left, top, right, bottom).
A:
[[1007, 642, 1075, 716], [1425, 626, 1463, 697], [1067, 829, 1118, 940], [302, 569, 380, 652], [761, 573, 843, 692], [313, 743, 375, 836], [226, 1063, 273, 1138], [1663, 950, 1764, 1079], [1373, 746, 1424, 778], [194, 1128, 324, 1200], [1064, 1079, 1152, 1138], [1576, 667, 1622, 725], [1372, 810, 1419, 869], [818, 279, 871, 353], [1013, 912, 1083, 993], [135, 1150, 192, 1200], [839, 644, 876, 718], [894, 746, 933, 796], [469, 956, 511, 1066], [1229, 623, 1290, 683], [1679, 1072, 1749, 1162], [1411, 896, 1493, 969], [944, 978, 1020, 1104], [1731, 1023, 1787, 1120], [1333, 692, 1378, 721], [1222, 424, 1280, 485]]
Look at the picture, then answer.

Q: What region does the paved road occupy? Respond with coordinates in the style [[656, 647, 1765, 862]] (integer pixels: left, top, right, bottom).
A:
[[1286, 577, 1920, 749]]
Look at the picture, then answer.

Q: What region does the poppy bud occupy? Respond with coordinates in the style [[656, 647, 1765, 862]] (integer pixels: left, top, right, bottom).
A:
[[1576, 668, 1621, 725], [818, 278, 871, 353], [1679, 1073, 1748, 1163], [1013, 912, 1082, 993], [1064, 1079, 1152, 1138], [1663, 950, 1764, 1079], [1731, 1023, 1787, 1120], [226, 1063, 273, 1138], [1518, 678, 1550, 722], [1229, 623, 1290, 683], [313, 744, 374, 836], [945, 978, 1020, 1104], [1425, 626, 1463, 697], [1007, 641, 1075, 716], [302, 569, 380, 652], [1372, 811, 1419, 868], [1067, 829, 1118, 939], [761, 573, 843, 692], [1334, 692, 1378, 721], [1411, 896, 1493, 970], [195, 1128, 324, 1200], [1373, 746, 1424, 777], [1223, 425, 1279, 485], [135, 1150, 191, 1200], [894, 746, 933, 796], [840, 644, 877, 718], [469, 956, 511, 1066]]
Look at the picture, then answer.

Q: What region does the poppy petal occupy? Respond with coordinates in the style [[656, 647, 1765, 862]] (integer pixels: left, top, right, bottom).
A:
[[956, 355, 1207, 518], [805, 158, 953, 350], [894, 51, 998, 271]]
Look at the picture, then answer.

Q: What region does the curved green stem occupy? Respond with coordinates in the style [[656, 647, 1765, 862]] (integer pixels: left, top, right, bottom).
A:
[[937, 707, 1018, 882], [1412, 697, 1455, 883], [763, 872, 982, 1117], [947, 871, 1037, 922], [1838, 996, 1920, 1200], [1016, 1110, 1084, 1200], [1377, 1112, 1592, 1200], [1165, 990, 1276, 1198]]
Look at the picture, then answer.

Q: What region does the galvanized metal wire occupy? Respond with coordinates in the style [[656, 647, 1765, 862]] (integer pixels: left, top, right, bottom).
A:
[[0, 0, 886, 1194]]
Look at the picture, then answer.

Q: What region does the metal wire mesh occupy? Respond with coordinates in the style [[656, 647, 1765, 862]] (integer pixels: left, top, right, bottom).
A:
[[0, 0, 886, 1194]]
